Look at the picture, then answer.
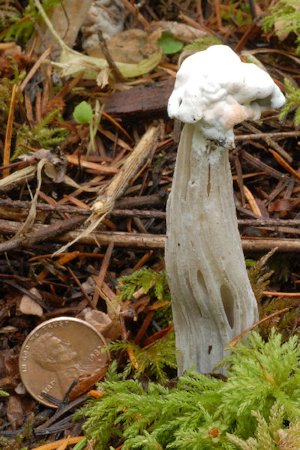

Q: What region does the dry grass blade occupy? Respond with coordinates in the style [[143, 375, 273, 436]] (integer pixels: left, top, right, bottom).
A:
[[55, 125, 160, 254], [66, 154, 118, 175], [226, 307, 290, 349], [20, 48, 51, 92], [16, 159, 46, 236], [0, 165, 37, 191]]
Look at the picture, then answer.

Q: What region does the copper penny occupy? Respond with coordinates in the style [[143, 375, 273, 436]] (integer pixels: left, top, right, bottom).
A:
[[19, 317, 109, 407]]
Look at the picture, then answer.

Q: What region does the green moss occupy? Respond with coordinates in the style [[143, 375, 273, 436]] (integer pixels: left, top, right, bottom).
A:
[[14, 108, 68, 159], [78, 331, 300, 449], [118, 268, 170, 303], [109, 331, 176, 384], [0, 0, 61, 43], [262, 0, 300, 54], [279, 78, 300, 126]]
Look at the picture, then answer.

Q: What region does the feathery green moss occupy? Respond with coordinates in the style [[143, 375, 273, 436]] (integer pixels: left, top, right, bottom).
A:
[[78, 330, 300, 449], [118, 268, 169, 302], [262, 0, 300, 54], [109, 332, 176, 383]]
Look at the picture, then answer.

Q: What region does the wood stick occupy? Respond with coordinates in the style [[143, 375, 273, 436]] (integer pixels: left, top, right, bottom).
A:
[[0, 217, 85, 253], [0, 220, 300, 252], [1, 199, 300, 226]]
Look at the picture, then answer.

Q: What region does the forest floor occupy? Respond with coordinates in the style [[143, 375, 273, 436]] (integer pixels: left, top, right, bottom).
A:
[[0, 1, 300, 449]]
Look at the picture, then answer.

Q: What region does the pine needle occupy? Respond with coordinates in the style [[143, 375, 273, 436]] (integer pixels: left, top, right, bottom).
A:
[[3, 83, 17, 177]]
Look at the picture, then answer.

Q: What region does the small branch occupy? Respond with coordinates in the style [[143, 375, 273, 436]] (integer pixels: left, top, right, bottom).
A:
[[97, 30, 125, 82], [236, 130, 300, 141], [241, 150, 285, 180], [1, 199, 300, 225], [0, 197, 165, 216], [0, 220, 300, 252], [243, 122, 292, 163], [3, 279, 50, 311], [262, 291, 300, 298], [121, 0, 149, 28], [269, 148, 300, 182], [67, 267, 94, 308], [0, 216, 85, 254], [248, 0, 257, 19]]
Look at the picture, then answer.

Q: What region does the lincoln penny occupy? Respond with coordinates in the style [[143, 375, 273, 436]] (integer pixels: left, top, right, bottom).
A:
[[19, 317, 109, 407]]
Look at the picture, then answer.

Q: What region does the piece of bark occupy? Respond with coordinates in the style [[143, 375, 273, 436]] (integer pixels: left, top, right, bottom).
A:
[[101, 78, 174, 117]]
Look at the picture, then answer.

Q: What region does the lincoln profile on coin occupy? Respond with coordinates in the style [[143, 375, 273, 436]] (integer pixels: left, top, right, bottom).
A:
[[32, 332, 86, 397]]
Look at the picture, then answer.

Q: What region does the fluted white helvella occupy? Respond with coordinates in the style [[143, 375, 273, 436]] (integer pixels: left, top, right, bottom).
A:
[[166, 45, 285, 374]]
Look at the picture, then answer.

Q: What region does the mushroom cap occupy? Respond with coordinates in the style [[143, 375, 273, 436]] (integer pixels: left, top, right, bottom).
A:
[[168, 45, 285, 142]]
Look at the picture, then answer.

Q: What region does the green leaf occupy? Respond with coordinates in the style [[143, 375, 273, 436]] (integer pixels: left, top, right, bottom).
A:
[[157, 32, 184, 55], [73, 101, 93, 124]]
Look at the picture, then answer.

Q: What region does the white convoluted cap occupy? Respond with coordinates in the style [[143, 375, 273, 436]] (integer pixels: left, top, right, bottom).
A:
[[168, 45, 285, 142]]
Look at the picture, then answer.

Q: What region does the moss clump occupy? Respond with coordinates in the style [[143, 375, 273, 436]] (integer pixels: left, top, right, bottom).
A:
[[78, 330, 300, 449], [14, 108, 68, 159]]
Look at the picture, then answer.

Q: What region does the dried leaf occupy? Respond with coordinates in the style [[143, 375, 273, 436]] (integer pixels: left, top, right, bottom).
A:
[[157, 32, 184, 55], [19, 288, 43, 317], [34, 0, 162, 80], [88, 29, 160, 64], [147, 20, 210, 43], [79, 308, 122, 340]]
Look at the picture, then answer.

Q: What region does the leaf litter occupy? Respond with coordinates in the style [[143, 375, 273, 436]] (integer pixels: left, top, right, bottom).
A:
[[0, 1, 300, 448]]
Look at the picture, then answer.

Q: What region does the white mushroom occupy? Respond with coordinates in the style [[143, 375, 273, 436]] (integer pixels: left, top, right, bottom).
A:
[[166, 45, 285, 375]]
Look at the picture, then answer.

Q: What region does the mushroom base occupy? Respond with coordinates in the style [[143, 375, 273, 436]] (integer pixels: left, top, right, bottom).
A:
[[166, 123, 258, 374]]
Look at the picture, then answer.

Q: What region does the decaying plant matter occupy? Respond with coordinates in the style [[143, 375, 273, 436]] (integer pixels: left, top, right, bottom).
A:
[[0, 1, 300, 449]]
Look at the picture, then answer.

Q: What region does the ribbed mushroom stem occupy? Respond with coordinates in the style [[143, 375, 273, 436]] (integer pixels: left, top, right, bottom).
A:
[[166, 123, 258, 374]]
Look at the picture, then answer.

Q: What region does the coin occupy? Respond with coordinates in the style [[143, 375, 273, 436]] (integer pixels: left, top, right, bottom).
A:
[[19, 317, 109, 408]]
